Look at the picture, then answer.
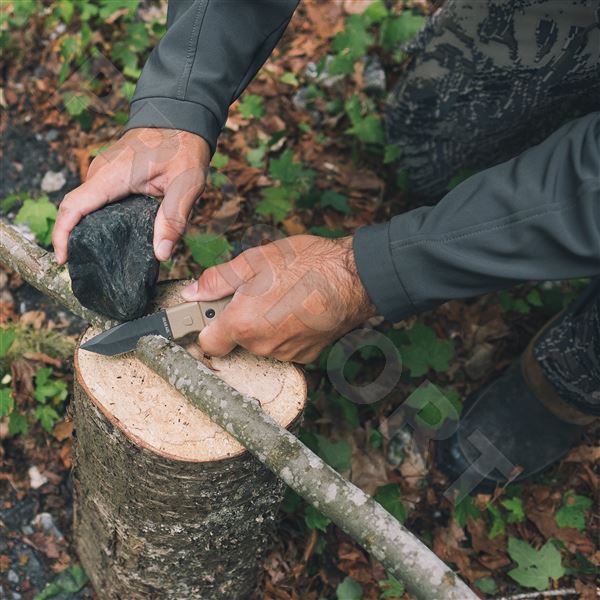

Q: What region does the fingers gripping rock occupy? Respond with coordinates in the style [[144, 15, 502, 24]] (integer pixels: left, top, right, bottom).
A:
[[67, 196, 159, 320]]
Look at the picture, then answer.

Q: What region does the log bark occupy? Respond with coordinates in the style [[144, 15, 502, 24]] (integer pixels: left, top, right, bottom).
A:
[[73, 282, 306, 598], [0, 219, 478, 600]]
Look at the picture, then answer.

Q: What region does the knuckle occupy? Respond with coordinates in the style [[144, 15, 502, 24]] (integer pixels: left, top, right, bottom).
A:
[[232, 316, 257, 341]]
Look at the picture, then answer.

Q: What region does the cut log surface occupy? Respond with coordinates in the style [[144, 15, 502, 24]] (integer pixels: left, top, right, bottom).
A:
[[73, 282, 306, 599]]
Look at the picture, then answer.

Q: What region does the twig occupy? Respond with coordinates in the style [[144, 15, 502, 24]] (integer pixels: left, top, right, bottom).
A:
[[493, 588, 583, 599], [0, 218, 477, 600]]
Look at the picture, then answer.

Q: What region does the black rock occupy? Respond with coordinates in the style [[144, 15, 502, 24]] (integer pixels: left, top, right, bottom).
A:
[[68, 196, 159, 321]]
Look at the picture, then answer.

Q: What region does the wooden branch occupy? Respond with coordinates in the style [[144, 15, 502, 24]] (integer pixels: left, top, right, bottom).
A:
[[0, 219, 477, 600]]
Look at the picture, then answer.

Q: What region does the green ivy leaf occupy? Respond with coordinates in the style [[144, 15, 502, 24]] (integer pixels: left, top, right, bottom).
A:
[[333, 14, 372, 60], [246, 145, 267, 168], [35, 564, 88, 600], [330, 394, 360, 428], [453, 496, 481, 527], [315, 434, 352, 472], [379, 573, 405, 599], [62, 91, 90, 117], [362, 0, 388, 25], [336, 576, 363, 600], [487, 504, 506, 539], [555, 491, 592, 530], [405, 384, 461, 430], [320, 190, 350, 215], [211, 152, 229, 169], [383, 144, 402, 164], [185, 233, 231, 268], [8, 410, 28, 435], [0, 387, 14, 418], [379, 12, 425, 51], [256, 187, 294, 223], [280, 72, 299, 86], [474, 577, 497, 595], [394, 322, 454, 377], [304, 504, 331, 532], [309, 226, 346, 238], [0, 327, 16, 358], [238, 94, 265, 119], [269, 150, 302, 184], [35, 405, 60, 433], [508, 538, 565, 591], [526, 288, 543, 307], [374, 484, 406, 523], [15, 196, 57, 245], [502, 497, 525, 524]]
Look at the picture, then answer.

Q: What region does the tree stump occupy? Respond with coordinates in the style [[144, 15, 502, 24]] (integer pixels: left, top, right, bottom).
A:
[[72, 283, 307, 599]]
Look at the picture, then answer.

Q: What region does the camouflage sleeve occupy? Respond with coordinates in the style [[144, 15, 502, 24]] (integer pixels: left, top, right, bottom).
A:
[[353, 113, 600, 322]]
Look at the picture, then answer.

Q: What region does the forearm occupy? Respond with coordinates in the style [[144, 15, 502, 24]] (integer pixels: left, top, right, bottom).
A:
[[354, 113, 600, 321], [125, 0, 299, 154]]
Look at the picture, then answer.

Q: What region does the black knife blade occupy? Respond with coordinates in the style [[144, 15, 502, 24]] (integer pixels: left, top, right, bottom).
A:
[[80, 310, 173, 356]]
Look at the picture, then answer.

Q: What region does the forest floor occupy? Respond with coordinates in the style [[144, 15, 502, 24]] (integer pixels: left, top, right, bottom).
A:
[[0, 2, 598, 600]]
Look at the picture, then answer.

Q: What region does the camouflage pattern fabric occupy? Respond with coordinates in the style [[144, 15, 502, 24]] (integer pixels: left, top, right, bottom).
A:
[[386, 0, 600, 200], [534, 280, 600, 415]]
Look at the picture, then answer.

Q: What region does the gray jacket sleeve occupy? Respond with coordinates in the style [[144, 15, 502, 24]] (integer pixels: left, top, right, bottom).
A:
[[125, 0, 299, 154], [353, 113, 600, 322]]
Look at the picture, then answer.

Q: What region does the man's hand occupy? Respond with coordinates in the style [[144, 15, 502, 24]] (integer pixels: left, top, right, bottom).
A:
[[181, 235, 377, 363], [53, 128, 210, 264]]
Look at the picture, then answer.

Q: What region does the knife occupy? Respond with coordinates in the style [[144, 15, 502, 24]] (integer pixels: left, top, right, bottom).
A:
[[80, 297, 232, 356]]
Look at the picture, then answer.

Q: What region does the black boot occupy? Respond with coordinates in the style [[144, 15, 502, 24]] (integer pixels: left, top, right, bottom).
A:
[[437, 283, 599, 494]]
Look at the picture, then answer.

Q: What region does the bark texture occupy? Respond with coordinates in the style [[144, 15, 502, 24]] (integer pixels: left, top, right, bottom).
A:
[[73, 379, 286, 599], [0, 219, 478, 600]]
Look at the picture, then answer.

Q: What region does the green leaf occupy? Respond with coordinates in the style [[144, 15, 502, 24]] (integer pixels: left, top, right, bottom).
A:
[[320, 190, 350, 215], [246, 145, 267, 168], [333, 14, 372, 60], [34, 564, 88, 600], [379, 573, 405, 599], [394, 322, 455, 377], [309, 226, 346, 238], [35, 405, 60, 432], [487, 504, 506, 539], [336, 576, 363, 600], [304, 504, 331, 532], [211, 152, 229, 169], [0, 327, 16, 358], [330, 394, 359, 428], [374, 484, 406, 523], [256, 187, 294, 223], [62, 91, 90, 117], [383, 144, 402, 164], [474, 577, 497, 595], [362, 0, 388, 25], [328, 52, 355, 76], [555, 491, 592, 531], [379, 12, 425, 51], [502, 497, 525, 524], [1, 192, 28, 212], [269, 149, 303, 184], [15, 196, 57, 245], [9, 411, 28, 435], [238, 94, 265, 119], [453, 496, 481, 527], [280, 72, 299, 86], [185, 233, 231, 268], [369, 429, 383, 449], [507, 538, 565, 591], [405, 384, 461, 430], [315, 434, 352, 472], [526, 288, 543, 307], [0, 387, 14, 418]]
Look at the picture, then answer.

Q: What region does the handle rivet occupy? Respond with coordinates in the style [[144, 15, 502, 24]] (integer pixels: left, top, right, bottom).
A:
[[205, 309, 216, 319]]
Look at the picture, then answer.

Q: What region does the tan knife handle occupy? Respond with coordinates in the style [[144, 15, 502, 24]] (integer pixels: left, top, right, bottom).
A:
[[166, 297, 232, 339]]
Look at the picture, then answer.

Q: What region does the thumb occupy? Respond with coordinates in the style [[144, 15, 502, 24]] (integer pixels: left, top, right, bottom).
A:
[[181, 253, 256, 301], [153, 167, 205, 261]]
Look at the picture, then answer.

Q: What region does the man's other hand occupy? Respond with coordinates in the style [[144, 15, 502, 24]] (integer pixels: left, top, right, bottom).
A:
[[52, 128, 210, 264], [181, 235, 376, 364]]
